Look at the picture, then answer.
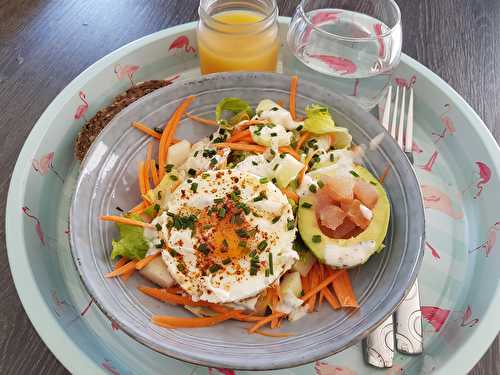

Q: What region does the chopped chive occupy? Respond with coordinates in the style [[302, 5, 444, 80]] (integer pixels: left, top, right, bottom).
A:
[[209, 264, 221, 273], [259, 177, 269, 184], [238, 240, 247, 248], [210, 157, 218, 165], [300, 290, 305, 297], [271, 177, 277, 184], [116, 206, 124, 212], [169, 174, 178, 181], [309, 184, 318, 193], [265, 269, 270, 277], [270, 149, 276, 156], [188, 168, 196, 176], [222, 258, 231, 265], [194, 151, 199, 157], [270, 132, 277, 137], [250, 267, 258, 276], [218, 207, 226, 218], [154, 127, 163, 133], [272, 216, 280, 224], [214, 198, 224, 204], [202, 173, 210, 179], [312, 235, 322, 243], [222, 239, 229, 248], [268, 253, 273, 275], [169, 248, 178, 256], [279, 153, 286, 159], [257, 240, 268, 251], [249, 250, 257, 258], [155, 223, 162, 231], [296, 125, 303, 131], [154, 204, 161, 211], [317, 180, 324, 188], [273, 164, 279, 171], [370, 181, 377, 185], [287, 219, 295, 231], [301, 202, 312, 208], [350, 170, 360, 177], [329, 153, 335, 162], [177, 263, 186, 272], [190, 182, 198, 193], [203, 224, 212, 230], [198, 243, 209, 255], [165, 164, 174, 173], [252, 161, 258, 166], [157, 191, 162, 200], [166, 211, 175, 217], [236, 228, 249, 238]]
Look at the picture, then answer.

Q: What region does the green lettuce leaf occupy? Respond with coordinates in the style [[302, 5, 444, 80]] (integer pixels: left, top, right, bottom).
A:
[[303, 104, 336, 134], [110, 214, 149, 260], [215, 98, 253, 123]]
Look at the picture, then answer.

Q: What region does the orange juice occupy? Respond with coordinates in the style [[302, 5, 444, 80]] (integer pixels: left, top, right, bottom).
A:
[[197, 9, 279, 74]]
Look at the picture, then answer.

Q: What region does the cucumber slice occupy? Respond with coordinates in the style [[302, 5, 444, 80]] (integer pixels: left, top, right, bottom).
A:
[[272, 154, 304, 188], [139, 256, 175, 288], [166, 140, 191, 166], [292, 247, 317, 277]]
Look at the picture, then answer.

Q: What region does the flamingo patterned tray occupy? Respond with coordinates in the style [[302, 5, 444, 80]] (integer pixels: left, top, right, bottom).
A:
[[6, 19, 500, 375]]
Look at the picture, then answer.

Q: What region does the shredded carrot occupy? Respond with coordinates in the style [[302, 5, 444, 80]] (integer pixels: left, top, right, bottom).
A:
[[301, 274, 310, 294], [297, 152, 314, 186], [121, 268, 135, 281], [105, 260, 138, 278], [301, 270, 345, 302], [328, 133, 336, 148], [318, 264, 326, 305], [135, 252, 160, 270], [132, 122, 162, 139], [279, 146, 301, 160], [138, 161, 147, 195], [129, 201, 148, 214], [248, 312, 286, 333], [236, 135, 255, 144], [165, 286, 183, 294], [322, 286, 341, 309], [255, 330, 292, 338], [213, 142, 266, 153], [306, 265, 318, 311], [150, 159, 160, 186], [229, 129, 251, 143], [139, 286, 215, 307], [144, 143, 153, 192], [100, 215, 154, 229], [289, 75, 299, 120], [158, 96, 195, 179], [296, 131, 311, 150], [185, 112, 217, 126], [280, 188, 299, 203], [379, 164, 390, 184], [114, 257, 129, 270], [152, 311, 239, 328], [276, 99, 285, 108], [331, 270, 358, 308]]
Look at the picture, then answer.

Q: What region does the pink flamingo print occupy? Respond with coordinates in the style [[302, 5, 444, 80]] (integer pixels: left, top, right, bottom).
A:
[[114, 64, 140, 86], [32, 151, 64, 183], [374, 23, 385, 58], [74, 91, 89, 121], [460, 305, 479, 327], [307, 53, 357, 75], [303, 11, 341, 42], [425, 241, 441, 260], [394, 75, 416, 88], [419, 150, 438, 172], [461, 161, 492, 199], [164, 73, 181, 84], [80, 298, 94, 316], [385, 364, 404, 375], [111, 320, 120, 331], [169, 35, 196, 53], [315, 361, 357, 375], [421, 184, 464, 219], [208, 368, 236, 375], [412, 141, 423, 154], [102, 360, 120, 375], [432, 104, 456, 143], [22, 206, 45, 245], [51, 290, 70, 317], [352, 78, 360, 96], [469, 221, 500, 257], [421, 306, 450, 332]]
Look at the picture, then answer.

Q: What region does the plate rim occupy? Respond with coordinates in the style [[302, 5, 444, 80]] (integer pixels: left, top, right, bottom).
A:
[[5, 18, 500, 375]]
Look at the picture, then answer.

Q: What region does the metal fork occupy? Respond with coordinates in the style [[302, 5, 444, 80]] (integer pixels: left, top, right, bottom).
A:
[[363, 85, 423, 368]]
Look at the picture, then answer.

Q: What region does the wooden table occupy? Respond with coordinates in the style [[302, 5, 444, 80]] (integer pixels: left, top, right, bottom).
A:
[[0, 1, 498, 374]]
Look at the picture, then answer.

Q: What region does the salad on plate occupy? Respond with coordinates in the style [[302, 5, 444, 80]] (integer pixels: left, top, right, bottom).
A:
[[100, 77, 390, 334]]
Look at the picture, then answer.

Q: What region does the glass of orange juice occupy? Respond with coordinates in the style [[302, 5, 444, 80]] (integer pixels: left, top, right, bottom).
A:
[[197, 0, 279, 74]]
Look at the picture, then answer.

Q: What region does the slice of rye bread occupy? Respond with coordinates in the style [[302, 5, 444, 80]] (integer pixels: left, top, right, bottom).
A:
[[74, 79, 174, 161]]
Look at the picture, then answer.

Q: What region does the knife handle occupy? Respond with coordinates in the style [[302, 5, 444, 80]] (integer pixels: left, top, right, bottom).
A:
[[364, 315, 394, 368], [395, 280, 423, 354]]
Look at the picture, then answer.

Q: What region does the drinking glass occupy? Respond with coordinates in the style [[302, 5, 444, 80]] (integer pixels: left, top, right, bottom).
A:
[[197, 0, 279, 74], [284, 0, 402, 109]]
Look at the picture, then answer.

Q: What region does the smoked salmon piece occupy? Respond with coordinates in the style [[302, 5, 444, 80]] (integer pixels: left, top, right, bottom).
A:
[[318, 205, 346, 231], [353, 179, 378, 209], [340, 199, 371, 229], [321, 174, 355, 202]]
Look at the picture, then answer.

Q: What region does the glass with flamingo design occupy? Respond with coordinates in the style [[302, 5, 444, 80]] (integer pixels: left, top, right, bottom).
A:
[[284, 0, 402, 109], [197, 0, 279, 74]]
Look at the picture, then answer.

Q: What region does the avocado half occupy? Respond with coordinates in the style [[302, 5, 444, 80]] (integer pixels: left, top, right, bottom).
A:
[[297, 165, 390, 263]]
